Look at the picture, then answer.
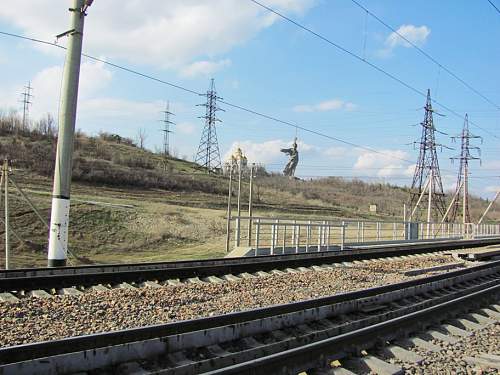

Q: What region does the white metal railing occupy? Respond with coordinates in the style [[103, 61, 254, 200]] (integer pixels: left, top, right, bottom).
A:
[[227, 216, 500, 253], [251, 219, 346, 255]]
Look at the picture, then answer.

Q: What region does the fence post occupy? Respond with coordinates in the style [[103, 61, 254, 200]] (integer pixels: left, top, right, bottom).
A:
[[255, 219, 260, 252], [392, 222, 396, 240], [317, 222, 322, 251], [283, 223, 287, 252], [376, 222, 381, 241], [340, 224, 345, 250], [296, 224, 300, 253], [361, 221, 365, 242], [271, 220, 276, 255], [306, 220, 311, 253], [326, 221, 331, 250]]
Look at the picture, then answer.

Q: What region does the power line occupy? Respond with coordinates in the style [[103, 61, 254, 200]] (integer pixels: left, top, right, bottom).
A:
[[0, 30, 416, 166], [487, 0, 500, 14], [248, 0, 500, 140], [350, 0, 500, 111]]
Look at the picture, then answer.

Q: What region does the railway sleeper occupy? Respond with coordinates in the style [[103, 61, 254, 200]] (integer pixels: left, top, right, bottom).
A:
[[1, 267, 498, 375]]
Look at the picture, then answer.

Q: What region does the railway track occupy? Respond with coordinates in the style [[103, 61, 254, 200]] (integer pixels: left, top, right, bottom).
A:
[[1, 260, 498, 374], [1, 238, 499, 298]]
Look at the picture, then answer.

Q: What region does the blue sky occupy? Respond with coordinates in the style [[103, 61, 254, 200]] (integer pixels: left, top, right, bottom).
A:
[[0, 0, 499, 198]]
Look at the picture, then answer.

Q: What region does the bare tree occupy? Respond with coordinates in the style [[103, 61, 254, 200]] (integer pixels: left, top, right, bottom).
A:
[[137, 128, 147, 149]]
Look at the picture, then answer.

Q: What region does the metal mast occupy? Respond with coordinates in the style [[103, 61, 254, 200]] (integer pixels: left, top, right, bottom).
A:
[[160, 101, 175, 159], [195, 79, 224, 173], [409, 89, 447, 221], [449, 114, 481, 223], [20, 82, 33, 132]]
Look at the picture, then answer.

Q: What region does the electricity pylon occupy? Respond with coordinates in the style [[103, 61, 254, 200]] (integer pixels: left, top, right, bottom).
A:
[[448, 114, 481, 224], [195, 79, 224, 173], [408, 89, 448, 222], [20, 82, 33, 132], [160, 101, 175, 163]]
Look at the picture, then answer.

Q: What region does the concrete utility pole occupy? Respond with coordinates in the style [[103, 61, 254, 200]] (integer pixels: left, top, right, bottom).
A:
[[247, 163, 255, 246], [427, 168, 433, 239], [235, 158, 243, 247], [48, 0, 91, 267], [2, 160, 9, 270], [225, 160, 234, 253]]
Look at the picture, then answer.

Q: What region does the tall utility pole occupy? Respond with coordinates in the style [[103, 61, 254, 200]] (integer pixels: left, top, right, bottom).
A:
[[19, 82, 33, 133], [449, 114, 481, 224], [2, 160, 9, 270], [195, 79, 224, 173], [409, 89, 448, 222], [225, 158, 235, 253], [247, 163, 255, 246], [48, 0, 92, 267], [160, 101, 175, 162]]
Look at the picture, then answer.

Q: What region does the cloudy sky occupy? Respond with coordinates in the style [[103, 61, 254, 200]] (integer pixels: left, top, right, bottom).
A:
[[0, 0, 499, 198]]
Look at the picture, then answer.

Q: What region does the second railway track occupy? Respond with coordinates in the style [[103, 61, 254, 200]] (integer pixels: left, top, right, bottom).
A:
[[1, 237, 499, 297]]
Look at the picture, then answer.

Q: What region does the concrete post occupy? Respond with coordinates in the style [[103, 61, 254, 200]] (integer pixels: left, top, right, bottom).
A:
[[246, 164, 255, 246], [225, 162, 234, 253], [2, 161, 9, 270], [426, 169, 433, 239], [282, 224, 286, 252], [255, 218, 260, 252], [48, 0, 87, 267], [235, 160, 242, 246], [295, 224, 300, 253], [340, 224, 345, 250]]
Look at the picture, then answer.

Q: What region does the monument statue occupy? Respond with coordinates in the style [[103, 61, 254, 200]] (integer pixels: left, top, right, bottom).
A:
[[280, 138, 299, 177]]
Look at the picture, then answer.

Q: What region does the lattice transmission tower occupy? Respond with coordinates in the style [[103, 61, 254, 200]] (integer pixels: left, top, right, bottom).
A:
[[409, 89, 448, 221], [195, 79, 224, 173], [20, 82, 33, 132], [448, 114, 481, 223], [160, 101, 175, 157]]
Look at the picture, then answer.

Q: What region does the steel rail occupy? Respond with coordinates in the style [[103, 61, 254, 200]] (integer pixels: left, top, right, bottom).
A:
[[205, 283, 500, 375], [1, 238, 499, 294], [4, 238, 496, 279], [1, 260, 498, 366]]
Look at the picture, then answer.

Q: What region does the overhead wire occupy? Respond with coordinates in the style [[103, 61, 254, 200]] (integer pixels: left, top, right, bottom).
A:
[[0, 30, 415, 166], [487, 0, 500, 14], [349, 0, 500, 111], [248, 0, 500, 140]]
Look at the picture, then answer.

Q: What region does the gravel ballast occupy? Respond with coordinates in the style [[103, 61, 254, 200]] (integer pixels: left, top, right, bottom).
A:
[[0, 255, 471, 347]]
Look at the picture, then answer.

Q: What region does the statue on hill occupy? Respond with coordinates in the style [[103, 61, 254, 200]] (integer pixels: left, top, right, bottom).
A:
[[280, 138, 299, 177]]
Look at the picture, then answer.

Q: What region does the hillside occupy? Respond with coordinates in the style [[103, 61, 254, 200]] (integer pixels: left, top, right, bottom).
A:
[[0, 112, 498, 268]]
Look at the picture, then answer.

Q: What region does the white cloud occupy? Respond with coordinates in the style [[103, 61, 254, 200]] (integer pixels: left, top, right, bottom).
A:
[[354, 149, 414, 178], [79, 98, 162, 120], [323, 147, 347, 159], [0, 60, 114, 119], [177, 122, 197, 135], [386, 25, 431, 48], [378, 24, 430, 57], [223, 139, 314, 165], [180, 59, 232, 78], [293, 99, 357, 113], [0, 0, 315, 73]]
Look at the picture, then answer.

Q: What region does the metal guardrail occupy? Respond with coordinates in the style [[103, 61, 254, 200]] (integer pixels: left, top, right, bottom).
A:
[[228, 216, 500, 253]]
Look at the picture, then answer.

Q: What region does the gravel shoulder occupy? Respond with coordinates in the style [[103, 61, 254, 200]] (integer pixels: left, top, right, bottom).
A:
[[0, 255, 472, 347]]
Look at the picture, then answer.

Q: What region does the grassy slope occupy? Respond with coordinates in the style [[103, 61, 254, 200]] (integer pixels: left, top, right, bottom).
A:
[[3, 135, 499, 269]]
